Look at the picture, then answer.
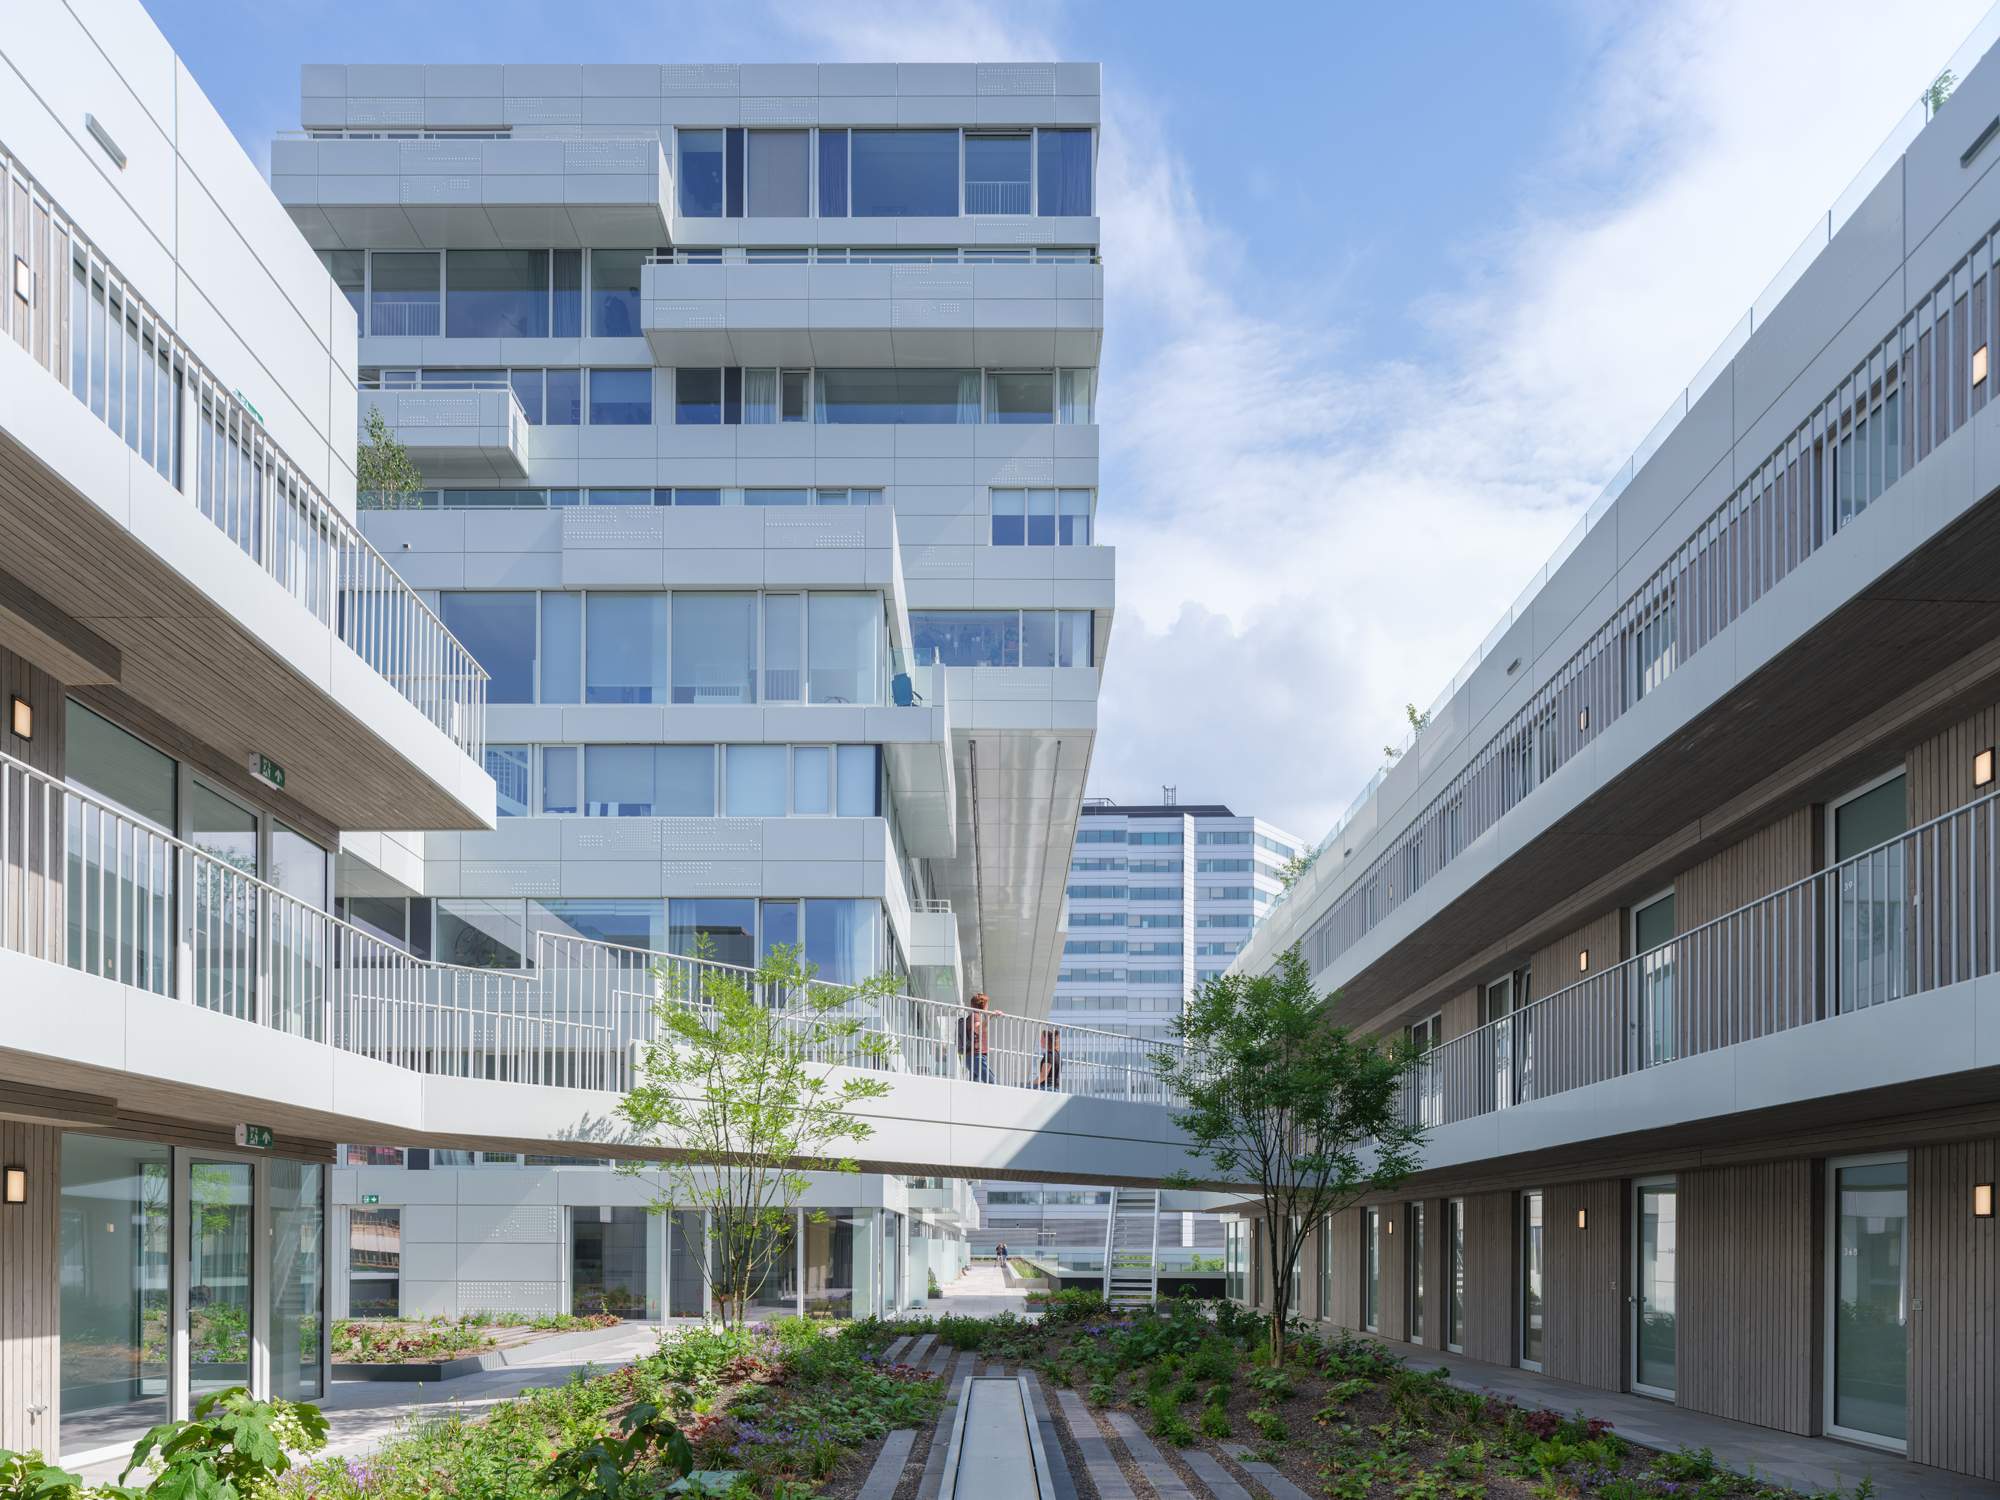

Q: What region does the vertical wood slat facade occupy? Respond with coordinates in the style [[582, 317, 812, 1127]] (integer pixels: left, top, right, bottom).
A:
[[0, 646, 66, 776], [1543, 1179, 1624, 1391], [0, 645, 67, 968], [1460, 1190, 1516, 1367], [1909, 1137, 2000, 1480], [1907, 699, 2000, 824], [1677, 1160, 1818, 1435], [0, 1121, 61, 1455], [1378, 1207, 1407, 1342]]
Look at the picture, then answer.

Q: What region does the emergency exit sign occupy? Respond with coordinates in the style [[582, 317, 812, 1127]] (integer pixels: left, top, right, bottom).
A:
[[247, 753, 285, 792], [233, 1123, 274, 1150], [361, 1194, 380, 1205]]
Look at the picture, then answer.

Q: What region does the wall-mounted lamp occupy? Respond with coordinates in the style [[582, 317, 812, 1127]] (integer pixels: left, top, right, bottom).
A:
[[1385, 1217, 1394, 1235], [8, 696, 29, 741], [1576, 1208, 1588, 1230], [1578, 706, 1590, 733], [1578, 948, 1590, 973], [1977, 747, 1995, 789], [1977, 344, 1991, 387], [1977, 1182, 1994, 1218], [2, 1165, 25, 1205]]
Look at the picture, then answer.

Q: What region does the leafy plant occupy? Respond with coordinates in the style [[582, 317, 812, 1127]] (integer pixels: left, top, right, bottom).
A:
[[1199, 1404, 1232, 1439], [1027, 1289, 1109, 1325], [1247, 1406, 1288, 1443], [0, 1451, 92, 1500], [1247, 1366, 1295, 1401], [356, 405, 425, 509], [1147, 1393, 1196, 1446], [124, 1387, 327, 1499], [538, 1401, 693, 1500]]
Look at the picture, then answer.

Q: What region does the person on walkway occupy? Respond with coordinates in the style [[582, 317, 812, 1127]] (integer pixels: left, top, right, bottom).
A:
[[959, 990, 994, 1082], [1034, 1025, 1062, 1090]]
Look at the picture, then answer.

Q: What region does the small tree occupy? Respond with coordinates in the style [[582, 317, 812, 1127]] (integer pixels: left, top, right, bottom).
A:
[[1157, 945, 1425, 1365], [356, 405, 424, 509], [617, 943, 894, 1326], [1927, 67, 1958, 118], [1382, 701, 1432, 763], [1276, 847, 1319, 891]]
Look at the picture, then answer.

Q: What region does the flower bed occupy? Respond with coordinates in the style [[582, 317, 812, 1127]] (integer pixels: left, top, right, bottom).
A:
[[330, 1312, 622, 1366]]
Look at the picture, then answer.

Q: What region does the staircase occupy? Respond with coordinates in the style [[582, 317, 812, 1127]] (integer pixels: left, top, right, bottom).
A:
[[1102, 1187, 1161, 1308]]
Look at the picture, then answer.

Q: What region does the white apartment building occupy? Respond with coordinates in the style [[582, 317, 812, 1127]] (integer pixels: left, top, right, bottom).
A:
[[267, 61, 1111, 1324]]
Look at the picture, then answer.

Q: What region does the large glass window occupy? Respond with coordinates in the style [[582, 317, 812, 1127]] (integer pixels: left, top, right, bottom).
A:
[[1634, 1180, 1677, 1399], [676, 368, 722, 425], [992, 488, 1094, 547], [486, 745, 530, 817], [792, 746, 831, 815], [586, 594, 667, 704], [725, 745, 788, 817], [1363, 1209, 1380, 1331], [804, 1211, 860, 1317], [369, 251, 439, 337], [669, 897, 756, 968], [985, 370, 1054, 423], [808, 594, 881, 704], [672, 593, 758, 704], [910, 610, 1091, 667], [541, 593, 582, 704], [1830, 1157, 1908, 1447], [585, 745, 716, 817], [436, 898, 526, 969], [818, 129, 849, 217], [543, 746, 579, 816], [850, 130, 959, 217], [319, 250, 364, 317], [1407, 1204, 1427, 1345], [547, 367, 583, 425], [1520, 1191, 1544, 1371], [446, 250, 548, 338], [573, 1207, 657, 1318], [764, 595, 803, 702], [1447, 1200, 1465, 1352], [748, 131, 810, 218], [188, 1161, 254, 1397], [589, 250, 646, 338], [1831, 773, 1909, 1013], [1633, 891, 1677, 1068], [678, 131, 725, 217], [440, 593, 537, 704], [815, 368, 980, 424], [348, 1206, 400, 1317], [59, 1135, 171, 1448], [588, 367, 651, 424], [530, 898, 668, 953], [838, 745, 878, 816], [270, 1161, 324, 1400], [553, 249, 583, 337], [805, 897, 881, 985], [189, 783, 258, 1019], [1037, 129, 1094, 216], [964, 133, 1031, 215], [66, 701, 175, 829]]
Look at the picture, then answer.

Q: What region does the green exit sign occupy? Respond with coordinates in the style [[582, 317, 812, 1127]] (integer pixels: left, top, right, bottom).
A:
[[233, 1123, 274, 1150], [361, 1194, 380, 1205], [247, 753, 285, 793]]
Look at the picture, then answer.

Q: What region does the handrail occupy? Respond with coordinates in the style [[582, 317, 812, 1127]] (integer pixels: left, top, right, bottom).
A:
[[1403, 782, 2000, 1129], [359, 377, 513, 392], [647, 246, 1099, 267], [1274, 1, 2000, 931], [0, 139, 488, 763]]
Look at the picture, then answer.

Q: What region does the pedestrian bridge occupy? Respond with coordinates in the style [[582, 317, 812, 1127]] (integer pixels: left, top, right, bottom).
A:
[[0, 752, 1209, 1187]]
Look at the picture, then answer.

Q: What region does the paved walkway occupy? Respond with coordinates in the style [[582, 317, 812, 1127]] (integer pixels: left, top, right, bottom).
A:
[[926, 1261, 1030, 1318], [1393, 1344, 2000, 1500]]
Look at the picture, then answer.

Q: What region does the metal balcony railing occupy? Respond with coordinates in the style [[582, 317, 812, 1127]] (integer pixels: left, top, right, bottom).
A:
[[1, 747, 1184, 1109], [0, 141, 487, 762], [965, 180, 1032, 215], [1400, 786, 2000, 1130], [650, 246, 1098, 267]]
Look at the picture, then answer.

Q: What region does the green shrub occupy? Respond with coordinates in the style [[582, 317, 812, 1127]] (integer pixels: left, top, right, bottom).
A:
[[0, 1450, 87, 1500], [125, 1387, 328, 1499], [1203, 1381, 1231, 1409], [538, 1401, 692, 1500], [1029, 1289, 1109, 1325], [1246, 1406, 1287, 1443], [1198, 1405, 1232, 1440], [1087, 1382, 1115, 1408], [1186, 1336, 1239, 1383], [935, 1315, 988, 1351], [1147, 1393, 1196, 1447], [1246, 1366, 1294, 1402]]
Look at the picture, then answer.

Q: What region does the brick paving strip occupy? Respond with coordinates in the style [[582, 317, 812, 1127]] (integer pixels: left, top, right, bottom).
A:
[[1051, 1389, 1136, 1500], [883, 1336, 913, 1363], [854, 1428, 917, 1500], [1178, 1448, 1254, 1500], [1220, 1442, 1314, 1500], [1020, 1371, 1081, 1500], [905, 1333, 937, 1367], [915, 1355, 980, 1499], [1103, 1411, 1197, 1500]]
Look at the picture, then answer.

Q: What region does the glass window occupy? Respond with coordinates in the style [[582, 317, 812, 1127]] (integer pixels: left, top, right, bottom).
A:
[[1059, 610, 1093, 667], [347, 1206, 400, 1318], [911, 610, 1018, 667], [590, 489, 652, 507], [669, 897, 755, 968], [1027, 488, 1057, 545], [746, 488, 810, 507], [760, 898, 800, 962], [187, 1161, 253, 1398], [368, 251, 439, 337], [585, 745, 715, 817], [792, 746, 831, 815], [446, 249, 548, 338], [748, 130, 810, 217], [65, 701, 175, 829], [805, 898, 881, 984], [1037, 129, 1094, 216], [676, 368, 722, 425], [838, 744, 878, 816], [1834, 774, 1907, 860], [764, 595, 802, 702], [320, 250, 364, 316], [672, 593, 758, 704], [1521, 1191, 1545, 1369], [850, 130, 960, 217], [530, 898, 666, 952], [1059, 368, 1095, 424], [1060, 488, 1093, 544], [585, 593, 667, 704], [436, 898, 525, 968], [509, 368, 544, 424], [986, 371, 1054, 423], [1831, 1157, 1908, 1443], [818, 129, 849, 217], [991, 489, 1024, 546], [440, 592, 538, 703], [781, 369, 811, 422], [546, 367, 582, 425], [589, 368, 651, 425], [808, 594, 881, 704], [589, 249, 645, 337], [485, 745, 530, 817], [540, 592, 582, 704], [1635, 1182, 1677, 1397], [269, 1161, 324, 1401], [816, 368, 979, 424], [59, 1135, 172, 1436], [965, 134, 1032, 215], [725, 745, 788, 816], [553, 249, 583, 337], [678, 130, 725, 217], [1022, 609, 1056, 668], [543, 745, 579, 816], [1447, 1200, 1465, 1351]]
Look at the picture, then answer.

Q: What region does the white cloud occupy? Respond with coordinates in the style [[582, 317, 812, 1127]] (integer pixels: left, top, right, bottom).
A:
[[1084, 0, 1989, 838]]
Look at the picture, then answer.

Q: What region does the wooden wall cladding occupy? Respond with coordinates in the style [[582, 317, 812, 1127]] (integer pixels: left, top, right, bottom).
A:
[[0, 646, 65, 776], [1909, 1137, 2000, 1479], [1543, 1179, 1625, 1391], [0, 1122, 61, 1455], [1460, 1190, 1517, 1367]]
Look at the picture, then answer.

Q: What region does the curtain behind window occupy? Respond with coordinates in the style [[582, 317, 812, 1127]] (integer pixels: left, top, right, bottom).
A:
[[743, 367, 778, 424], [956, 371, 982, 424]]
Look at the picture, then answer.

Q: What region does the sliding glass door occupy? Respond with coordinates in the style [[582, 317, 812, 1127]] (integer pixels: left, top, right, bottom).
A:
[[187, 1160, 253, 1398], [1827, 1155, 1908, 1449], [1519, 1191, 1545, 1371], [1632, 1178, 1676, 1399]]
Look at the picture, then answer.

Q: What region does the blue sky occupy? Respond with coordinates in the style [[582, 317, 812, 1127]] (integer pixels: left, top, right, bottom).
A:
[[145, 0, 1993, 837]]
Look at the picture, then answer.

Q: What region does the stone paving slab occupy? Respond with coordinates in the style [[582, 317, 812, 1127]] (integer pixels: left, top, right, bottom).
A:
[[1221, 1443, 1313, 1500], [883, 1335, 913, 1364], [906, 1332, 937, 1366], [1180, 1448, 1254, 1500], [1052, 1389, 1135, 1500], [1104, 1411, 1195, 1500], [1021, 1371, 1081, 1500], [856, 1428, 916, 1500]]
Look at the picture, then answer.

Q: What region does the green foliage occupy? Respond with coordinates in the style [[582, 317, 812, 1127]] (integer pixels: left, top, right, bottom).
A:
[[1198, 1404, 1232, 1439], [332, 1317, 491, 1365], [1246, 1366, 1294, 1402], [1186, 1335, 1240, 1383], [125, 1387, 327, 1499], [1146, 1392, 1195, 1446], [356, 406, 425, 509], [1087, 1382, 1114, 1408], [1027, 1288, 1108, 1325], [0, 1451, 94, 1500], [617, 941, 896, 1327], [1246, 1406, 1288, 1443], [538, 1403, 692, 1500], [1157, 946, 1425, 1364]]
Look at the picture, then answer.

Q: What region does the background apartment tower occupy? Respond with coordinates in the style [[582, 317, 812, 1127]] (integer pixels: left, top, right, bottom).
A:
[[268, 60, 1111, 1321]]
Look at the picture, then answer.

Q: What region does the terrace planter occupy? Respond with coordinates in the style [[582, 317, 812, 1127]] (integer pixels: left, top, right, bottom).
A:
[[335, 1353, 495, 1383]]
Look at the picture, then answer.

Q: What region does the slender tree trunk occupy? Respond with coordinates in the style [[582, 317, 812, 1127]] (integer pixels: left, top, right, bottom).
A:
[[1266, 1218, 1287, 1367]]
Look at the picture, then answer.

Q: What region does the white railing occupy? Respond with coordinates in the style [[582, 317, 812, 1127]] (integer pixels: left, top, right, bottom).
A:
[[1402, 787, 2000, 1129], [1, 745, 1181, 1111], [359, 376, 511, 392], [535, 930, 1185, 1105], [965, 180, 1033, 215], [0, 140, 487, 763], [650, 246, 1098, 267], [367, 300, 443, 338]]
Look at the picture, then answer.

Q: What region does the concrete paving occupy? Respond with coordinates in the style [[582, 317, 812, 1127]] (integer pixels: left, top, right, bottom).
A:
[[927, 1261, 1032, 1318]]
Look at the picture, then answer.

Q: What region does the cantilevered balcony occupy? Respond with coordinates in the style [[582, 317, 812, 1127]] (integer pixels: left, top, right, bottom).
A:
[[1402, 786, 2000, 1170], [640, 247, 1103, 368], [360, 378, 530, 482], [0, 142, 492, 831]]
